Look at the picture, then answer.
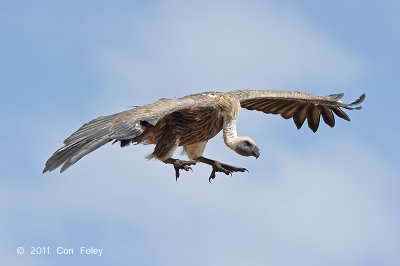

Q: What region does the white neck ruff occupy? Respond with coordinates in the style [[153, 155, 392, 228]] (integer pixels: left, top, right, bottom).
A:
[[223, 117, 238, 149]]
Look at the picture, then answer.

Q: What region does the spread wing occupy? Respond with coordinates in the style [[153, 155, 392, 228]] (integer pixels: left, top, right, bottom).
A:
[[43, 92, 220, 173], [229, 90, 366, 132]]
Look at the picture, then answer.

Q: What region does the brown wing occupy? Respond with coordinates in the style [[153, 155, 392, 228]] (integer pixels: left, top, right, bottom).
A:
[[229, 90, 366, 132], [43, 92, 224, 173]]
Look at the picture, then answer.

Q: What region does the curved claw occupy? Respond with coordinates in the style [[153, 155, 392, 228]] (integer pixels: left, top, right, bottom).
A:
[[208, 163, 248, 183], [182, 165, 193, 172], [174, 167, 181, 182], [208, 170, 217, 183], [168, 159, 197, 181]]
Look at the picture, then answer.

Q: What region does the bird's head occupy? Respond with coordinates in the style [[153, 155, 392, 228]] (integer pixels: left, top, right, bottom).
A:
[[232, 136, 260, 158]]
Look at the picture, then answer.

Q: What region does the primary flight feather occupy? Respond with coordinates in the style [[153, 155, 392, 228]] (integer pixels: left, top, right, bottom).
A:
[[43, 90, 366, 181]]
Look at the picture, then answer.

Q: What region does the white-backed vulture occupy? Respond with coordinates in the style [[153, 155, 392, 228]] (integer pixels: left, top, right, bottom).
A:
[[43, 90, 366, 181]]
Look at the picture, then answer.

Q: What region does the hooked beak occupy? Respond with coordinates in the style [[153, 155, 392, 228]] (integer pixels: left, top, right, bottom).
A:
[[252, 146, 261, 159]]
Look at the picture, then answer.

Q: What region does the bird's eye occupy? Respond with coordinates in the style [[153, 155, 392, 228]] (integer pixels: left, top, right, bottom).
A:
[[244, 141, 250, 146]]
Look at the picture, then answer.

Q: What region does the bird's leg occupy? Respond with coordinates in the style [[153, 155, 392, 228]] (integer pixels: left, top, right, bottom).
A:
[[163, 158, 197, 181], [196, 156, 248, 182]]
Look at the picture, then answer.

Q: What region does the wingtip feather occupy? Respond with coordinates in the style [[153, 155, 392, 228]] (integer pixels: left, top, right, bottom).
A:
[[349, 93, 366, 106]]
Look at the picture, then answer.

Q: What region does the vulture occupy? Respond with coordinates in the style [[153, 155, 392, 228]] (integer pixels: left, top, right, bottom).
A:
[[43, 90, 366, 181]]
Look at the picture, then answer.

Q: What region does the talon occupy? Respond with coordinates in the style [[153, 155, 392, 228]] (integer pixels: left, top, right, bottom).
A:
[[174, 167, 180, 182], [197, 156, 248, 181], [182, 165, 192, 172], [208, 170, 216, 183], [164, 158, 197, 181]]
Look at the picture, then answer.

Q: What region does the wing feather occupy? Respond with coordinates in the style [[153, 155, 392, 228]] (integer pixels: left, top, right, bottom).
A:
[[307, 106, 321, 132], [319, 105, 335, 128], [229, 90, 365, 132], [259, 100, 285, 112], [331, 106, 350, 121], [293, 103, 313, 129], [269, 100, 296, 114], [280, 102, 301, 119]]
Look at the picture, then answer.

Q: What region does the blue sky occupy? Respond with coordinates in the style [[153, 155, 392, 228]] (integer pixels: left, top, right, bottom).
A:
[[1, 0, 399, 265]]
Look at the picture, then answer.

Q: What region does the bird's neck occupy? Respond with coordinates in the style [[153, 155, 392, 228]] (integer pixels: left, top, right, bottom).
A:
[[223, 116, 239, 150]]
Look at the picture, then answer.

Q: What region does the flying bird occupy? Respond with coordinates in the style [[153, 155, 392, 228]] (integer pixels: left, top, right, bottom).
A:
[[43, 90, 366, 181]]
